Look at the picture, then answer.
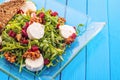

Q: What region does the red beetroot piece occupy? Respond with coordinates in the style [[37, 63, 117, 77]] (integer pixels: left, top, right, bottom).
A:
[[42, 19, 46, 24], [65, 33, 77, 44], [71, 33, 77, 39], [51, 12, 58, 16], [8, 30, 16, 38], [44, 59, 50, 65], [0, 45, 2, 49], [17, 9, 24, 14], [27, 49, 32, 52], [21, 39, 28, 44], [21, 22, 29, 38], [56, 24, 60, 29], [21, 29, 28, 38], [22, 22, 29, 31], [39, 12, 45, 18], [31, 45, 39, 52]]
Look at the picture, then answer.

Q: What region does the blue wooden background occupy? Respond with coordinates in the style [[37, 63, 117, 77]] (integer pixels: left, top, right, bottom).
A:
[[0, 0, 120, 80]]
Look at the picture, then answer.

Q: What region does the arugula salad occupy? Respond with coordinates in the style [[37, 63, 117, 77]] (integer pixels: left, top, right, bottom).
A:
[[0, 1, 77, 72]]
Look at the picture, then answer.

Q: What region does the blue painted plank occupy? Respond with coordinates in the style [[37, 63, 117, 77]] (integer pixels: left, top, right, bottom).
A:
[[0, 71, 9, 80], [61, 49, 86, 80], [66, 0, 86, 14], [86, 0, 110, 80], [32, 0, 45, 9], [56, 0, 66, 5], [45, 0, 66, 17], [45, 0, 66, 80], [0, 0, 3, 3], [0, 59, 12, 80], [61, 0, 86, 80], [108, 0, 120, 80]]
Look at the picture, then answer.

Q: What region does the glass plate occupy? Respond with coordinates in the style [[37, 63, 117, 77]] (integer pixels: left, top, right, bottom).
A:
[[0, 0, 106, 80]]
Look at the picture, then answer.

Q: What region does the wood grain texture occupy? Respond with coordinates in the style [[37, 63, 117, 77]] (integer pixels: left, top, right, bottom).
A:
[[108, 0, 120, 80], [61, 0, 86, 80], [86, 0, 110, 80]]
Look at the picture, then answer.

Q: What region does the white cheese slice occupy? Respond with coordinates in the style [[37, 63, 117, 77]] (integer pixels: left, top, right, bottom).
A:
[[27, 22, 45, 40], [21, 1, 36, 14], [25, 54, 44, 71], [59, 25, 76, 38]]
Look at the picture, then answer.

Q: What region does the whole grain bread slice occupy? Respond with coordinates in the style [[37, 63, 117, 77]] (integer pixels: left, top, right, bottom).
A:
[[0, 0, 25, 33]]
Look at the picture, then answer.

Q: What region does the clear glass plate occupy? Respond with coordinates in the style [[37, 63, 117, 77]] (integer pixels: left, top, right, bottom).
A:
[[0, 0, 106, 80]]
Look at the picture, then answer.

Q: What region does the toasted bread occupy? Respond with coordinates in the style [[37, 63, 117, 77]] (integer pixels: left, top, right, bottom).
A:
[[0, 0, 25, 33]]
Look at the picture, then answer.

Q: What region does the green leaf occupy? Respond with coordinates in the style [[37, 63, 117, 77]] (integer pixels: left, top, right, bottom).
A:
[[78, 24, 84, 27]]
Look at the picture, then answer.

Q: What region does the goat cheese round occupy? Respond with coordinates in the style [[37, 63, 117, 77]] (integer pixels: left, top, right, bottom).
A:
[[25, 54, 44, 71], [21, 1, 36, 14], [27, 22, 45, 40], [59, 25, 76, 38]]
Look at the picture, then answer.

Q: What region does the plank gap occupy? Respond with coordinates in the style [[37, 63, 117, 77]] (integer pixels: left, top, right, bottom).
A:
[[107, 0, 111, 80]]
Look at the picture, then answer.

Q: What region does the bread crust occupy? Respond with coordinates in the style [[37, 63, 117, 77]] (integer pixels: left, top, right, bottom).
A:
[[0, 0, 25, 33]]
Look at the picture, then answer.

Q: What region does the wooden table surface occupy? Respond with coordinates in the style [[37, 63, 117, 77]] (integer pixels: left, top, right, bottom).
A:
[[0, 0, 120, 80]]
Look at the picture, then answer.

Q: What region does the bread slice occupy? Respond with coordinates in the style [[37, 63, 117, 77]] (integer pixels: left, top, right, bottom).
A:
[[0, 0, 25, 33]]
